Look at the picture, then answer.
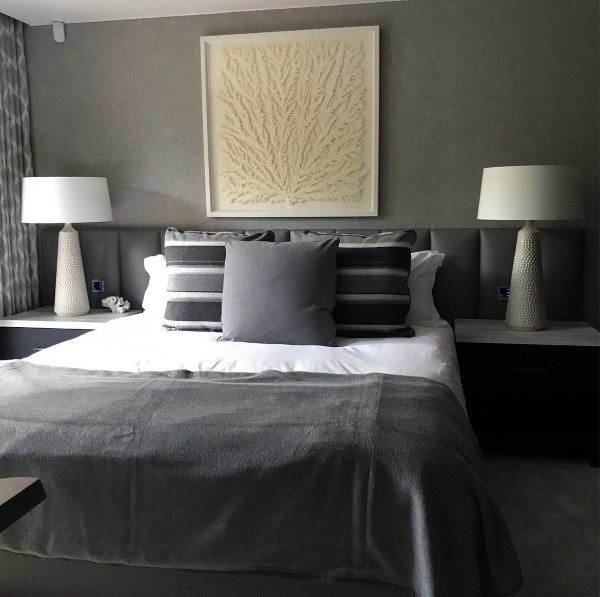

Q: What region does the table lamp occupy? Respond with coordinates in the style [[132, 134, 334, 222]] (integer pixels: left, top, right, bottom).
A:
[[478, 165, 583, 331], [21, 177, 112, 316]]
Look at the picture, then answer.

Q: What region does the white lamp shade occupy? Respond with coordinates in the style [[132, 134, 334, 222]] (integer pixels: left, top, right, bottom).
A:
[[478, 165, 583, 221], [21, 177, 112, 224]]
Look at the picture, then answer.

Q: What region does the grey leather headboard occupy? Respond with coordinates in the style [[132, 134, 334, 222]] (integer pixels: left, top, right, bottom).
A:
[[38, 226, 585, 324]]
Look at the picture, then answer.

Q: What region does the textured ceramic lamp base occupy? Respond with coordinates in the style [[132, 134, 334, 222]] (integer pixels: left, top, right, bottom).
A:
[[54, 224, 90, 316], [505, 221, 546, 331]]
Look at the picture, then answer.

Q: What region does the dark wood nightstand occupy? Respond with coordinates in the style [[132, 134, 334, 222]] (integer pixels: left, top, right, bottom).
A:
[[455, 319, 600, 466], [0, 307, 142, 360]]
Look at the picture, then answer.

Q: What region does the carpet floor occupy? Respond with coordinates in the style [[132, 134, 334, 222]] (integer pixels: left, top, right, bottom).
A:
[[484, 453, 599, 597]]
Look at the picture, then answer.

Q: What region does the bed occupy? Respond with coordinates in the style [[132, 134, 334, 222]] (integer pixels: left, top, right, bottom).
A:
[[0, 226, 583, 596]]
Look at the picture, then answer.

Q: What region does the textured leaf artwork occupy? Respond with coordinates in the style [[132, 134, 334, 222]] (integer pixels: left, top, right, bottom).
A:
[[218, 40, 369, 205]]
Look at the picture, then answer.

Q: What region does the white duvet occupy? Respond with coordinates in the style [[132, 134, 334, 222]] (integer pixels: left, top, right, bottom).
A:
[[21, 314, 465, 407]]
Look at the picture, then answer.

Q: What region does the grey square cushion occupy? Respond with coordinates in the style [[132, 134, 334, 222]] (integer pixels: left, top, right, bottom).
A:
[[221, 239, 339, 345]]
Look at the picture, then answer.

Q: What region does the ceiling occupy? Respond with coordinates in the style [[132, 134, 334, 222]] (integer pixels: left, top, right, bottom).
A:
[[0, 0, 401, 26]]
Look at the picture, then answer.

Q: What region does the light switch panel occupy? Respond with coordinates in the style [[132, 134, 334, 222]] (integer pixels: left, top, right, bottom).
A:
[[92, 279, 105, 293], [497, 286, 510, 300]]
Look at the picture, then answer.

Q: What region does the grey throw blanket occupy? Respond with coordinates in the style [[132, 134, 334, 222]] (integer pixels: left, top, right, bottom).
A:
[[0, 362, 521, 596]]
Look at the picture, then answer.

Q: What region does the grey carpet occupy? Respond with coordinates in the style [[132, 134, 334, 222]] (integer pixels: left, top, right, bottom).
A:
[[484, 454, 599, 597]]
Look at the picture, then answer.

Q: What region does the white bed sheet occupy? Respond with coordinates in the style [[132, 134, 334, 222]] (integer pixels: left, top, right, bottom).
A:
[[24, 314, 465, 406]]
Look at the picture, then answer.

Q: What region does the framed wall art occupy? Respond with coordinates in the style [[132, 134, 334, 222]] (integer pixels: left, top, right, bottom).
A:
[[200, 26, 379, 217]]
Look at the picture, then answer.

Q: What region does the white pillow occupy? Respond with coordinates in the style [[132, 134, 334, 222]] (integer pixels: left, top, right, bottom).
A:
[[406, 251, 445, 325], [142, 254, 167, 318], [141, 250, 444, 326]]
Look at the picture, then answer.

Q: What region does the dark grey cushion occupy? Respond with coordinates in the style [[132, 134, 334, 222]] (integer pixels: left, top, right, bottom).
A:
[[163, 228, 274, 331], [221, 239, 339, 345], [295, 230, 417, 337]]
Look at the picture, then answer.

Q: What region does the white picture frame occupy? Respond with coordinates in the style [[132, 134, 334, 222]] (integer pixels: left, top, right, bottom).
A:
[[201, 26, 379, 218]]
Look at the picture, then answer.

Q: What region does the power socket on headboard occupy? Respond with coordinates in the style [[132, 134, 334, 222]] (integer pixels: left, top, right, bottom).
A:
[[90, 279, 105, 309], [92, 279, 105, 293]]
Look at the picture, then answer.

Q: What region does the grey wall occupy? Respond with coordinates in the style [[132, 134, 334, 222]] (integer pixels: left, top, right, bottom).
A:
[[23, 0, 599, 325]]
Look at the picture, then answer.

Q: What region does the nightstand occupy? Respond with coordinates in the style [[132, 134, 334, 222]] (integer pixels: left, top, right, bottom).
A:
[[455, 319, 600, 466], [0, 307, 142, 359]]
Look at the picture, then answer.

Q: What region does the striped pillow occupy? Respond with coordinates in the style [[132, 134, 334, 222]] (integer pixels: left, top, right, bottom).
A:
[[297, 230, 417, 337], [163, 228, 275, 331]]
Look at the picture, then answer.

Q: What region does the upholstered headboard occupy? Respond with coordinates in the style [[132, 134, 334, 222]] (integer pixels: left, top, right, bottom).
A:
[[38, 227, 585, 324]]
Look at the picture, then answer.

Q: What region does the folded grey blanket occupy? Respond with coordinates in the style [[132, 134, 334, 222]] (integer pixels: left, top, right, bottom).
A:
[[0, 362, 521, 596]]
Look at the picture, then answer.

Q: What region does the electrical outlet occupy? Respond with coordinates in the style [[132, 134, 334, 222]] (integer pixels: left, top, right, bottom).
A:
[[92, 279, 105, 293], [497, 286, 510, 300]]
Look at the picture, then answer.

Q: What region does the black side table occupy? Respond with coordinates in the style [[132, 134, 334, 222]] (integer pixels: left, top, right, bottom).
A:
[[455, 319, 600, 466], [0, 307, 142, 359]]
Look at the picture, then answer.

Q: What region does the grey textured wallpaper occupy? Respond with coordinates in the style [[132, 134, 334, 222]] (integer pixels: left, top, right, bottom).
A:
[[23, 0, 599, 324]]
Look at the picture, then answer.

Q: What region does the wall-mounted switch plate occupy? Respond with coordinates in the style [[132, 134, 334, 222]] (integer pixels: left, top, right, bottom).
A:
[[92, 279, 105, 293], [497, 286, 510, 300]]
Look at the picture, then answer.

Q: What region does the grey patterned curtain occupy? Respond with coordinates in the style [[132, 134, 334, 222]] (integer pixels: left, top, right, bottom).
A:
[[0, 14, 37, 316]]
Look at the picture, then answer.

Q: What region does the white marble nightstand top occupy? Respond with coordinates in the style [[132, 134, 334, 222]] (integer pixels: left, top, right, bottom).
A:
[[454, 319, 600, 347], [0, 307, 142, 330]]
